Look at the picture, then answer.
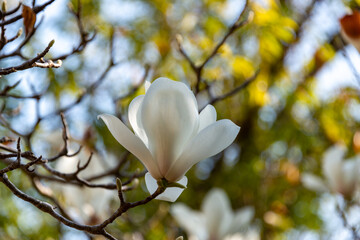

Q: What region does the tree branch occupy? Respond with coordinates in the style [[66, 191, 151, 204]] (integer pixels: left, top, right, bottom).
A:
[[0, 172, 165, 239], [0, 40, 58, 75]]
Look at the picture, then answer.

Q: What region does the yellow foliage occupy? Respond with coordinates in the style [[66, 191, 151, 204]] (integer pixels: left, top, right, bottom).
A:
[[248, 72, 269, 106], [254, 159, 265, 173], [204, 16, 225, 37], [151, 0, 170, 13], [219, 43, 232, 58], [259, 34, 283, 62], [253, 3, 297, 30], [152, 33, 170, 57], [271, 25, 295, 43], [232, 56, 255, 79], [203, 67, 223, 80], [320, 113, 345, 143], [199, 36, 213, 50], [296, 85, 320, 108], [314, 43, 336, 68], [253, 5, 279, 25], [282, 17, 297, 29], [253, 2, 297, 61]]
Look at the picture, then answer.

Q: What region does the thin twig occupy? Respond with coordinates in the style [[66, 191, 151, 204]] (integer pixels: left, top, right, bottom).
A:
[[205, 70, 259, 110], [0, 172, 165, 239], [176, 1, 252, 94], [0, 0, 55, 27], [0, 40, 56, 75], [336, 202, 360, 240]]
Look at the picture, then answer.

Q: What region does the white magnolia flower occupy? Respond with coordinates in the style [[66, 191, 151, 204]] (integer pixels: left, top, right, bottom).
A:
[[99, 78, 240, 202], [55, 148, 116, 224], [302, 145, 360, 199], [171, 188, 255, 240], [340, 10, 360, 52]]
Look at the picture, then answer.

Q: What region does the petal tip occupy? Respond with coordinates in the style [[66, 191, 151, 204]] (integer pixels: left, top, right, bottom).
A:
[[97, 113, 111, 121], [97, 114, 104, 121]]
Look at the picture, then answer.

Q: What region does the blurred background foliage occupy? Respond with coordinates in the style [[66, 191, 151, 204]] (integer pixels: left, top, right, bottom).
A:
[[1, 0, 360, 239]]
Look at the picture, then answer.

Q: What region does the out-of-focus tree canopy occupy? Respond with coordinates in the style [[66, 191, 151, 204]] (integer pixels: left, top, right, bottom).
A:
[[0, 0, 360, 239]]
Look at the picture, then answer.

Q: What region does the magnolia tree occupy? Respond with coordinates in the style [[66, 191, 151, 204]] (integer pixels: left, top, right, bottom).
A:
[[0, 0, 360, 239]]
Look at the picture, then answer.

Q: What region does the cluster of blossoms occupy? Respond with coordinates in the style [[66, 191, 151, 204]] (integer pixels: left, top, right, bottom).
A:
[[302, 145, 360, 200]]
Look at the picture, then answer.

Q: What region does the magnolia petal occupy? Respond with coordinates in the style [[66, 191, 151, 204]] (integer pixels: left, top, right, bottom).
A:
[[198, 104, 217, 133], [145, 172, 187, 202], [141, 77, 199, 176], [229, 206, 254, 234], [165, 119, 240, 182], [171, 203, 208, 240], [98, 114, 161, 179], [202, 188, 233, 238], [322, 145, 346, 192], [145, 80, 151, 92], [340, 159, 359, 196], [223, 233, 247, 240], [128, 95, 148, 146], [224, 230, 260, 240], [301, 173, 328, 193]]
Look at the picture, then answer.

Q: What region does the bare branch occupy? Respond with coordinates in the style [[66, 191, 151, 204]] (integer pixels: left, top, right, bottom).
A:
[[0, 0, 55, 27], [0, 40, 57, 75], [115, 65, 150, 102], [3, 2, 22, 17], [0, 172, 165, 239], [176, 2, 252, 94], [51, 0, 96, 61], [0, 80, 41, 99], [0, 136, 15, 144], [0, 138, 21, 174], [206, 70, 259, 109], [24, 156, 46, 172], [336, 202, 360, 240]]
